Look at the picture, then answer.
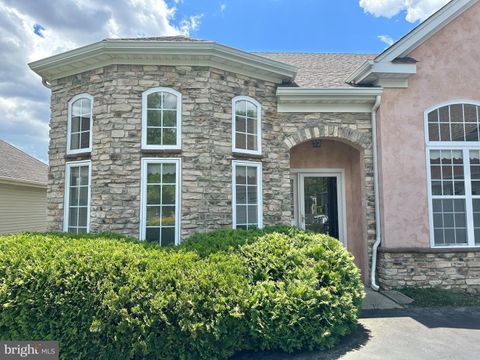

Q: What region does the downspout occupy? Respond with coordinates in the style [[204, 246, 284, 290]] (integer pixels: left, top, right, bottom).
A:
[[370, 95, 382, 291]]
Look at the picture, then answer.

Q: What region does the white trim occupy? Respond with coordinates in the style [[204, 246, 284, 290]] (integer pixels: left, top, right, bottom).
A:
[[67, 93, 93, 155], [232, 96, 262, 155], [28, 40, 297, 84], [292, 168, 347, 246], [139, 157, 182, 245], [232, 160, 263, 229], [63, 160, 92, 233], [141, 87, 182, 150], [276, 87, 383, 113], [425, 100, 480, 248], [0, 176, 47, 188]]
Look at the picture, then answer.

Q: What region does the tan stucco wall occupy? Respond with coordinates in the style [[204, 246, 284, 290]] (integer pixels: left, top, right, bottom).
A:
[[378, 1, 480, 248], [0, 182, 47, 234], [290, 140, 367, 279]]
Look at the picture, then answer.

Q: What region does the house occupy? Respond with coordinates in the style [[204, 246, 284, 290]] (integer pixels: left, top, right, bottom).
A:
[[29, 0, 480, 291], [0, 140, 48, 234]]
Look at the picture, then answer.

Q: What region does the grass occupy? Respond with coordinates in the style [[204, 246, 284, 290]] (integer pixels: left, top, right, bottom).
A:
[[400, 287, 480, 307]]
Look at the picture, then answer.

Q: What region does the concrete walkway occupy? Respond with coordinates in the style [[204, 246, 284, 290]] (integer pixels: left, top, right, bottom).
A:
[[361, 288, 402, 310], [233, 307, 480, 360]]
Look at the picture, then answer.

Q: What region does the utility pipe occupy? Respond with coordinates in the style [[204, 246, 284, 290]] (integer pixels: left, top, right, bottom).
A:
[[370, 95, 382, 291]]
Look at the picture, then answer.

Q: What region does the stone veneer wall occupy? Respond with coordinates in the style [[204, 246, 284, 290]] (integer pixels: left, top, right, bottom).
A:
[[378, 248, 480, 292], [48, 64, 374, 267]]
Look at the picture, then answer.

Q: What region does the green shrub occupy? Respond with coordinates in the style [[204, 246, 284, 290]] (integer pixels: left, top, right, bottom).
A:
[[0, 227, 364, 359]]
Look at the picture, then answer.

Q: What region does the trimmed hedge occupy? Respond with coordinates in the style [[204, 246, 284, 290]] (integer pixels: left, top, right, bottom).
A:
[[0, 227, 364, 359]]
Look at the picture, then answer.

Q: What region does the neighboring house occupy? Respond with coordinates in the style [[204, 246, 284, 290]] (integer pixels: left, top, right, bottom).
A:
[[29, 0, 480, 291], [0, 140, 48, 234]]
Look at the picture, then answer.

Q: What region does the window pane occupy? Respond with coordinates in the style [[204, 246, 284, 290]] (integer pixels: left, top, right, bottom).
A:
[[162, 164, 176, 184], [246, 102, 257, 118], [236, 166, 246, 184], [146, 228, 160, 243], [236, 205, 247, 224], [147, 164, 161, 183], [162, 185, 175, 205], [439, 106, 449, 122], [71, 133, 80, 150], [236, 185, 246, 204], [162, 206, 176, 226], [71, 116, 81, 132], [69, 207, 78, 227], [247, 134, 256, 150], [69, 187, 79, 206], [80, 132, 90, 149], [70, 167, 80, 186], [236, 116, 246, 132], [428, 124, 440, 141], [235, 132, 246, 149], [464, 104, 477, 122], [78, 207, 88, 227], [80, 166, 89, 185], [428, 110, 438, 123], [147, 185, 161, 204], [147, 110, 161, 126], [163, 128, 176, 145], [81, 116, 90, 131], [247, 205, 258, 225], [147, 93, 161, 108], [79, 187, 88, 206], [147, 207, 161, 226], [81, 98, 91, 114], [247, 167, 257, 185], [72, 100, 82, 116], [163, 110, 176, 127], [163, 93, 177, 110], [432, 199, 467, 246], [147, 128, 162, 145], [247, 186, 257, 204], [451, 123, 464, 141], [161, 227, 175, 246], [450, 104, 463, 122], [235, 101, 246, 116]]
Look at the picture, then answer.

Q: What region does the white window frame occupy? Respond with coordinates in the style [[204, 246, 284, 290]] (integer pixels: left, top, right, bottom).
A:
[[67, 93, 93, 155], [425, 99, 480, 248], [63, 160, 92, 233], [139, 157, 182, 245], [141, 87, 182, 150], [232, 96, 262, 155], [232, 160, 263, 229]]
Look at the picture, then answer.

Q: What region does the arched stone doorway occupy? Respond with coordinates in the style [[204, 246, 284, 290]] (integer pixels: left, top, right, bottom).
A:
[[289, 137, 369, 281]]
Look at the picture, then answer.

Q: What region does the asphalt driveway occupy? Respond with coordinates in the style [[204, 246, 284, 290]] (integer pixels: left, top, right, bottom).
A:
[[232, 307, 480, 360]]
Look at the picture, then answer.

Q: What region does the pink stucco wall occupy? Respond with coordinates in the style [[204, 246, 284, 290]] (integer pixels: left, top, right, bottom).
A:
[[378, 1, 480, 248]]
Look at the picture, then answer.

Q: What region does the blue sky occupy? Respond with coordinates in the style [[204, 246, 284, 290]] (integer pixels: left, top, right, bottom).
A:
[[0, 0, 449, 163], [178, 0, 416, 53]]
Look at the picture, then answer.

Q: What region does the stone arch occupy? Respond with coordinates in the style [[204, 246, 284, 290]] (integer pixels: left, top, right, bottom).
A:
[[283, 125, 371, 151]]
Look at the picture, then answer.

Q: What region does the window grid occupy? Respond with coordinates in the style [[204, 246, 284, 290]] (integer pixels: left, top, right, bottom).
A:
[[233, 162, 262, 229], [428, 103, 480, 143], [64, 162, 90, 234], [232, 97, 261, 155], [68, 95, 92, 154], [146, 92, 177, 146], [141, 159, 180, 247]]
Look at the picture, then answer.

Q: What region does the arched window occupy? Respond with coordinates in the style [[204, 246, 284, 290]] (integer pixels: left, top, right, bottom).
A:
[[426, 101, 480, 248], [142, 87, 181, 149], [232, 96, 261, 155], [67, 94, 93, 154]]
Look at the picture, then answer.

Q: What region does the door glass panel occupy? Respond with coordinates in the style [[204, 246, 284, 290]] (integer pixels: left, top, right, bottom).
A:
[[303, 176, 339, 239]]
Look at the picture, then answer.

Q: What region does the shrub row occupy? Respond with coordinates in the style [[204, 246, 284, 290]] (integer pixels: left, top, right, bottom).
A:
[[0, 227, 364, 359]]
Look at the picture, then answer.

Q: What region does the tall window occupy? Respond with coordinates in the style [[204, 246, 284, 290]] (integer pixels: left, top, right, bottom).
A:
[[232, 96, 261, 155], [140, 158, 181, 246], [426, 101, 480, 247], [232, 160, 262, 229], [142, 88, 181, 150], [67, 94, 93, 154], [64, 161, 91, 233]]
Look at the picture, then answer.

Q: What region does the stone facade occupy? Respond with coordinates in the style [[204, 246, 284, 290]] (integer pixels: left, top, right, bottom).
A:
[[47, 64, 374, 273], [378, 248, 480, 293]]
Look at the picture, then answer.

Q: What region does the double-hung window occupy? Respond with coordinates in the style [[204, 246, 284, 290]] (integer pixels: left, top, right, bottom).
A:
[[232, 96, 261, 155], [426, 101, 480, 247], [140, 158, 181, 246], [232, 160, 262, 229], [142, 88, 181, 150], [67, 94, 93, 154], [64, 161, 91, 233]]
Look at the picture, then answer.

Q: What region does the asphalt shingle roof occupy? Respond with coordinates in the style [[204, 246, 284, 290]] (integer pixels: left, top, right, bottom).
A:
[[0, 140, 48, 185], [254, 52, 376, 88]]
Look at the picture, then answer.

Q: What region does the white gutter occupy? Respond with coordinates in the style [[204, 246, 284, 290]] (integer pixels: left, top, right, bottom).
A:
[[370, 95, 382, 291]]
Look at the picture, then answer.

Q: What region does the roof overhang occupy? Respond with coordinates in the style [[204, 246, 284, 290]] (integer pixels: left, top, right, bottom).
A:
[[276, 87, 383, 113], [29, 39, 297, 84], [0, 176, 47, 189], [346, 0, 478, 88]]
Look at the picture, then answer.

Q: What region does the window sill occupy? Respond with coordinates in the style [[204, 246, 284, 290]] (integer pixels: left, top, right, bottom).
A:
[[232, 151, 263, 160], [141, 149, 182, 155]]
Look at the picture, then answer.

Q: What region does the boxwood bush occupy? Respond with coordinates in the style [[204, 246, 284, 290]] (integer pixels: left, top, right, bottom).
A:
[[0, 227, 364, 359]]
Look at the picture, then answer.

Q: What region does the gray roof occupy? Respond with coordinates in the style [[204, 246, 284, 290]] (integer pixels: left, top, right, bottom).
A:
[[0, 140, 48, 185], [254, 53, 375, 88]]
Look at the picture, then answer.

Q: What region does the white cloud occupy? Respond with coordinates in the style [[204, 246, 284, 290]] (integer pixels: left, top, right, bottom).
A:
[[220, 3, 226, 14], [377, 34, 395, 46], [0, 0, 202, 162], [359, 0, 450, 22]]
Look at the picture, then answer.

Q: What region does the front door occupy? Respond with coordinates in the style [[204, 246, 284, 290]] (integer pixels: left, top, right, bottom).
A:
[[296, 171, 345, 244]]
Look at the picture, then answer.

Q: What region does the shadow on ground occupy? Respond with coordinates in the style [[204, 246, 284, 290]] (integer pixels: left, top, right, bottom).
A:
[[231, 324, 371, 360]]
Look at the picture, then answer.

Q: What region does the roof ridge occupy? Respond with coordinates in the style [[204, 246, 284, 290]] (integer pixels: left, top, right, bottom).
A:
[[253, 51, 377, 55], [0, 139, 47, 167]]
